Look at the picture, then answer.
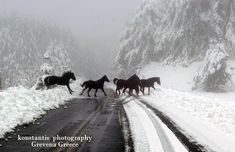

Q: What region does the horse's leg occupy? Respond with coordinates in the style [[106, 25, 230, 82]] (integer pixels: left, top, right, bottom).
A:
[[136, 89, 139, 96], [87, 88, 91, 97], [141, 87, 144, 95], [129, 89, 132, 96], [136, 86, 139, 96], [67, 84, 73, 94], [46, 84, 50, 90], [80, 87, 87, 95], [94, 89, 98, 97], [101, 88, 107, 96], [122, 87, 127, 95], [152, 85, 155, 90], [148, 87, 150, 95]]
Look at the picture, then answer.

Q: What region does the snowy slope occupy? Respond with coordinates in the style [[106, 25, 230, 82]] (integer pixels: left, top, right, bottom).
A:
[[138, 60, 235, 91], [116, 0, 235, 76], [0, 79, 82, 138], [122, 88, 235, 152], [120, 60, 235, 151], [137, 61, 200, 91], [140, 89, 235, 152]]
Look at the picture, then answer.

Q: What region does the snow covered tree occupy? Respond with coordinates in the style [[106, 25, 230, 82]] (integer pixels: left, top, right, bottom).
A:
[[115, 0, 235, 76], [40, 63, 53, 75], [0, 14, 83, 88], [193, 42, 232, 91], [115, 0, 165, 76], [43, 41, 72, 75]]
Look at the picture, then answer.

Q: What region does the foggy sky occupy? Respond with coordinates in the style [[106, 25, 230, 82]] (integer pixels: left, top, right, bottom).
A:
[[0, 0, 141, 73]]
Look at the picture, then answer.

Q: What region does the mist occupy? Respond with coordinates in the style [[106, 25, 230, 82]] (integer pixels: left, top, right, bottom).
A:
[[0, 0, 141, 75]]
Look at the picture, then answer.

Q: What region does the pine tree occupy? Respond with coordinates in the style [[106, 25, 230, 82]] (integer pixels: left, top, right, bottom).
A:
[[193, 41, 232, 91], [115, 0, 163, 76]]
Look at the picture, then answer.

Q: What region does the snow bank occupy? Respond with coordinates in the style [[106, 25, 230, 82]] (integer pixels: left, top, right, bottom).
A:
[[0, 80, 82, 138], [141, 89, 235, 152], [136, 61, 235, 151]]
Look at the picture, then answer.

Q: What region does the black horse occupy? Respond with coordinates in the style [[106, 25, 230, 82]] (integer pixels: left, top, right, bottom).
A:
[[122, 74, 141, 96], [113, 78, 126, 95], [80, 75, 110, 97], [140, 77, 161, 95], [44, 71, 76, 94]]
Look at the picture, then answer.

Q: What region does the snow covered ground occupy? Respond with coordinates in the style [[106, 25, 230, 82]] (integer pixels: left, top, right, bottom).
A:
[[123, 96, 188, 152], [122, 89, 235, 152], [122, 61, 235, 152], [140, 89, 235, 152], [138, 61, 235, 92], [0, 79, 83, 138]]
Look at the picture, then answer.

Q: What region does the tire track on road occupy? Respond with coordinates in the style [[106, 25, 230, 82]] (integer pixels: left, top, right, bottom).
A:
[[134, 100, 176, 152], [137, 98, 213, 152]]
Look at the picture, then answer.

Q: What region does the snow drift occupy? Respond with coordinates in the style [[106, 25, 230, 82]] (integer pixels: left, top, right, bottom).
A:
[[0, 80, 82, 138]]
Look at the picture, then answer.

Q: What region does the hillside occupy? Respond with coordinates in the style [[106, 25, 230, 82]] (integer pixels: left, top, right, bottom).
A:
[[115, 0, 235, 76], [0, 15, 84, 88]]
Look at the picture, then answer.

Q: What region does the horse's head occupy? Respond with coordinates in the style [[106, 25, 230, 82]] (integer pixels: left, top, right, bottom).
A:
[[154, 77, 161, 85], [113, 78, 118, 84], [63, 71, 76, 81], [103, 75, 110, 82]]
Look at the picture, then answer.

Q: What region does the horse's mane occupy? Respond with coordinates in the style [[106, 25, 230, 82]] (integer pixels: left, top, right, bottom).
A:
[[99, 75, 106, 80], [62, 71, 73, 77]]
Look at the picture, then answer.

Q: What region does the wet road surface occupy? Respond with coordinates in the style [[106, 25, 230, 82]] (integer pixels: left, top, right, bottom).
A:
[[0, 90, 130, 152]]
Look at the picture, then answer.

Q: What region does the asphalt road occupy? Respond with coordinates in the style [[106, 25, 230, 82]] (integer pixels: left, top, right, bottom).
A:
[[0, 90, 130, 152]]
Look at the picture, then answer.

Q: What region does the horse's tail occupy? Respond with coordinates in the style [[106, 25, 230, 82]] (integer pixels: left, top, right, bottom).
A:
[[113, 78, 119, 85], [80, 81, 87, 87]]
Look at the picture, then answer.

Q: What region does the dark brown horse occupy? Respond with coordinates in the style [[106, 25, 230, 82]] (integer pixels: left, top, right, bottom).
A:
[[80, 75, 109, 97], [44, 71, 76, 94], [122, 74, 141, 96], [140, 77, 161, 95], [113, 78, 126, 95]]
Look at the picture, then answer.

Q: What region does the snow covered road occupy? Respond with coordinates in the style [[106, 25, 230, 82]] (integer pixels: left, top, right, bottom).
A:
[[0, 90, 126, 152], [122, 88, 235, 152], [124, 98, 188, 152], [123, 97, 207, 152]]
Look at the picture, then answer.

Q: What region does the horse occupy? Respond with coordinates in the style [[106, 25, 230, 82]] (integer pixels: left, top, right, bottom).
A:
[[122, 74, 141, 96], [140, 77, 161, 95], [113, 78, 126, 95], [80, 75, 110, 97], [44, 71, 76, 94]]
